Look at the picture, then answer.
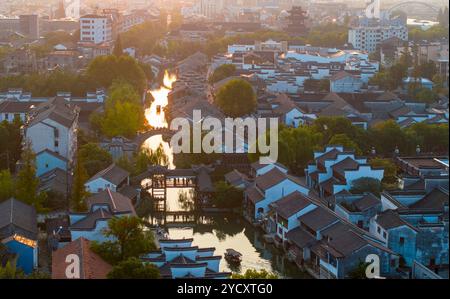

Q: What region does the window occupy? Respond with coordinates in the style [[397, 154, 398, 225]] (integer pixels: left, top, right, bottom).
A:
[[357, 221, 364, 228], [399, 237, 405, 246], [377, 226, 381, 234], [383, 231, 386, 238], [5, 113, 8, 120], [54, 140, 59, 147]]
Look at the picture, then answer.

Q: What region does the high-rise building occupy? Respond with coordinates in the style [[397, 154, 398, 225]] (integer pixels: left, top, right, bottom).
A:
[[79, 14, 113, 44], [348, 1, 408, 53], [348, 17, 408, 53], [199, 0, 224, 19], [19, 15, 40, 40]]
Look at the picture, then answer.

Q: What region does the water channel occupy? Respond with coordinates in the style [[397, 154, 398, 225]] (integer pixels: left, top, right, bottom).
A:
[[140, 71, 309, 278]]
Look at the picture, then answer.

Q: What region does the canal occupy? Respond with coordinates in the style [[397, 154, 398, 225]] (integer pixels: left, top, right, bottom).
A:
[[141, 71, 309, 278]]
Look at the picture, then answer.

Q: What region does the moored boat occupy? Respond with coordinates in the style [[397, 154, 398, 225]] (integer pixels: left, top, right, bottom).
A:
[[224, 248, 242, 264]]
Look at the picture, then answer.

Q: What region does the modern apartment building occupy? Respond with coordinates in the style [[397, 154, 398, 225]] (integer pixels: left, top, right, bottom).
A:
[[79, 14, 113, 44]]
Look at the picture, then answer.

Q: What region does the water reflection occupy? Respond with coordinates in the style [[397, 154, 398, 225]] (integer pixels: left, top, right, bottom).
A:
[[145, 70, 176, 129], [141, 135, 174, 169], [140, 70, 309, 278], [167, 214, 310, 278]]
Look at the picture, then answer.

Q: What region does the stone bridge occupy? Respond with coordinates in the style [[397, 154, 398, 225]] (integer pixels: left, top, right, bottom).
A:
[[134, 128, 175, 147]]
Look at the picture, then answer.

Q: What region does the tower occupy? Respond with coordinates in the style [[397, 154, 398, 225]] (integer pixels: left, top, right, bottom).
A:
[[365, 0, 381, 19]]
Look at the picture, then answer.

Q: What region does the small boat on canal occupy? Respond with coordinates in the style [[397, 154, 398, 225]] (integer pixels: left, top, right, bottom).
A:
[[224, 248, 242, 264]]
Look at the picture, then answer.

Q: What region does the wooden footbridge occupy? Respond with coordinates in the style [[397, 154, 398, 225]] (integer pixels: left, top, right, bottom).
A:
[[132, 165, 215, 225]]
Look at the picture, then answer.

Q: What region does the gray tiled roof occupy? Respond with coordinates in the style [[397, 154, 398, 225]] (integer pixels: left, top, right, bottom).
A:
[[272, 191, 314, 219], [299, 206, 339, 232], [87, 164, 129, 186], [0, 198, 38, 241]]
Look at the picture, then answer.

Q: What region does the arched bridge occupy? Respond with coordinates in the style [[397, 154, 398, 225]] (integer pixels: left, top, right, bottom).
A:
[[388, 1, 441, 14], [134, 128, 175, 148]]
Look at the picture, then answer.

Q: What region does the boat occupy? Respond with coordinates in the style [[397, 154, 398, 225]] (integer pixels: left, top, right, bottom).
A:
[[224, 249, 242, 264]]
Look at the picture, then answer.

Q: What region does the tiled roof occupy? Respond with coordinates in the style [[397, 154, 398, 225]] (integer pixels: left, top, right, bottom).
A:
[[0, 100, 35, 113], [0, 198, 38, 241], [254, 167, 288, 191], [272, 191, 314, 219], [87, 164, 129, 186], [299, 206, 338, 232], [331, 157, 360, 177], [286, 227, 316, 248], [351, 193, 380, 211], [86, 189, 136, 215], [245, 186, 265, 204], [375, 209, 418, 231], [52, 237, 112, 279], [409, 188, 449, 210], [27, 97, 79, 129], [70, 208, 112, 230]]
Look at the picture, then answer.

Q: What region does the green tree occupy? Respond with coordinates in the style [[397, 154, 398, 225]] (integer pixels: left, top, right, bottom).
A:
[[86, 55, 147, 94], [213, 181, 243, 209], [0, 118, 23, 171], [215, 79, 256, 117], [369, 120, 414, 156], [406, 123, 449, 153], [15, 143, 45, 210], [350, 177, 382, 197], [347, 261, 370, 279], [231, 269, 278, 279], [71, 154, 89, 212], [414, 87, 437, 104], [328, 134, 362, 155], [0, 258, 23, 279], [418, 61, 437, 80], [99, 81, 145, 138], [0, 169, 14, 202], [273, 125, 323, 175], [94, 216, 157, 262], [113, 35, 124, 57], [209, 64, 236, 84], [369, 158, 398, 188], [78, 143, 113, 177], [107, 257, 160, 279]]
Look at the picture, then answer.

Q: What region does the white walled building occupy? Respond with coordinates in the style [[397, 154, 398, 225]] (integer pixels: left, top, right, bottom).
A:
[[348, 25, 408, 53], [305, 146, 384, 198], [80, 14, 113, 44], [24, 97, 79, 173]]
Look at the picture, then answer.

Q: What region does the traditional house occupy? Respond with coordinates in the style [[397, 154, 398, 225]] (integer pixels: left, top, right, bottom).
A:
[[0, 100, 34, 122], [250, 161, 288, 178], [244, 167, 310, 221], [69, 189, 136, 242], [305, 146, 384, 198], [35, 149, 68, 176], [0, 198, 38, 274], [85, 164, 130, 193], [330, 71, 363, 93], [333, 192, 382, 230], [24, 96, 79, 172], [99, 136, 137, 160], [371, 187, 449, 273], [224, 169, 251, 189], [52, 237, 112, 279], [268, 191, 318, 241], [142, 238, 230, 279], [284, 206, 400, 279], [270, 94, 306, 127]]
